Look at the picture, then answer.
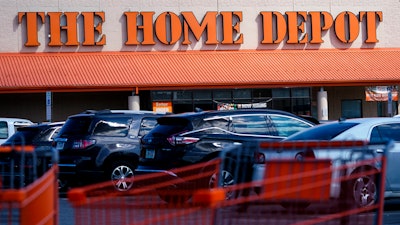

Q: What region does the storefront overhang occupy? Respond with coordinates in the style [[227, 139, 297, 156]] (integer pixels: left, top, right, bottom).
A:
[[0, 48, 399, 93]]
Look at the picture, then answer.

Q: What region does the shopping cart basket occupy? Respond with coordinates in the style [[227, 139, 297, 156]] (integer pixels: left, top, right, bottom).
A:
[[0, 145, 59, 225]]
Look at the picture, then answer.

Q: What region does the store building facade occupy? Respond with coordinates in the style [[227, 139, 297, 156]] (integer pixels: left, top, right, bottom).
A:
[[0, 0, 399, 122]]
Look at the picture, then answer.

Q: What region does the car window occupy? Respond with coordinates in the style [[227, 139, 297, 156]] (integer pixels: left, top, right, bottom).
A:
[[0, 121, 8, 139], [59, 117, 92, 137], [5, 129, 38, 145], [138, 117, 158, 137], [36, 127, 61, 142], [269, 115, 313, 137], [149, 117, 192, 136], [52, 127, 61, 139], [370, 123, 400, 143], [231, 115, 277, 135], [201, 118, 230, 131], [286, 122, 358, 140], [93, 119, 130, 137], [184, 127, 233, 136]]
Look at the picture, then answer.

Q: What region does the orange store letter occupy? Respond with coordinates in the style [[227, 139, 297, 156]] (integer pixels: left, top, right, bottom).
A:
[[125, 11, 243, 45], [260, 11, 381, 44], [18, 12, 106, 47], [18, 12, 45, 47], [81, 12, 106, 46]]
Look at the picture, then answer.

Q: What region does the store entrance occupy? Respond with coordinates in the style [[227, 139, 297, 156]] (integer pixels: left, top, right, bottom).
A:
[[151, 88, 312, 115]]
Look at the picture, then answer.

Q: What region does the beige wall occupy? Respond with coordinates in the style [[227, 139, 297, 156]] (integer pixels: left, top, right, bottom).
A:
[[2, 0, 398, 53], [0, 92, 134, 123], [323, 86, 382, 119]]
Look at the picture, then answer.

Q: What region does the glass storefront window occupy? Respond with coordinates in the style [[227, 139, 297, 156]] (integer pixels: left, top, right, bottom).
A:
[[194, 100, 213, 111], [151, 87, 311, 115], [152, 91, 172, 100], [342, 99, 362, 118], [173, 101, 193, 113], [213, 90, 232, 100], [272, 88, 290, 97], [292, 88, 310, 97], [272, 99, 291, 112], [193, 90, 212, 100], [292, 98, 311, 115], [253, 89, 272, 99], [233, 89, 251, 99], [173, 91, 192, 100]]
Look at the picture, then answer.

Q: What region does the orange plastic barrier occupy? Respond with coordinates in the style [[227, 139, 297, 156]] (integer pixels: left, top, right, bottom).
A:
[[67, 140, 388, 225], [0, 145, 59, 225], [263, 159, 332, 201]]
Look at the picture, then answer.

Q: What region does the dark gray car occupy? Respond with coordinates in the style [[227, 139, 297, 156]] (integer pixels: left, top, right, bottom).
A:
[[54, 110, 167, 191]]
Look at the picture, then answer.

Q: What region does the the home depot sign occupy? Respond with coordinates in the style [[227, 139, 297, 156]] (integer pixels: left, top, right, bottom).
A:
[[17, 11, 382, 47]]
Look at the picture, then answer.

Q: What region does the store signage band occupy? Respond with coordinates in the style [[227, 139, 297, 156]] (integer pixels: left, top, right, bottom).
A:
[[17, 11, 382, 47]]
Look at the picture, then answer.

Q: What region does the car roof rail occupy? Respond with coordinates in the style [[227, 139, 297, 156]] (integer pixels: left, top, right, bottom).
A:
[[81, 109, 112, 114]]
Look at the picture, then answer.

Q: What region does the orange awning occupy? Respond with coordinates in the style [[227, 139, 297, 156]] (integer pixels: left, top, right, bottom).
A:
[[0, 48, 399, 93]]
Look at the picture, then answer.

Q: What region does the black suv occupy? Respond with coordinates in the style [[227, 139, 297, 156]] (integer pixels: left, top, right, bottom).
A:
[[54, 110, 166, 191], [139, 109, 315, 198]]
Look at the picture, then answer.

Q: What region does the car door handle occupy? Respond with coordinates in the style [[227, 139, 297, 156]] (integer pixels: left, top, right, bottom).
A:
[[376, 149, 384, 153]]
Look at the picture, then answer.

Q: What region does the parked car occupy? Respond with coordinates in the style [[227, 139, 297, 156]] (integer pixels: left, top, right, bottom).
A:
[[273, 117, 400, 208], [2, 121, 64, 148], [138, 109, 315, 201], [0, 121, 64, 187], [0, 117, 33, 145], [54, 109, 167, 191]]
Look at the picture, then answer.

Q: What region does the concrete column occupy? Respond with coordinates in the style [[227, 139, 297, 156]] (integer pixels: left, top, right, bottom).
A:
[[128, 95, 140, 111], [317, 88, 328, 121]]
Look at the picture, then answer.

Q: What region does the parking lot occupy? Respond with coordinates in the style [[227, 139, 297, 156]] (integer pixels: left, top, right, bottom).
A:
[[2, 113, 400, 225], [59, 197, 400, 225]]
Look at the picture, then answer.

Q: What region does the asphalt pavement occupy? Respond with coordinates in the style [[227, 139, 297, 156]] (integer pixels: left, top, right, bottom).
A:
[[58, 197, 400, 225]]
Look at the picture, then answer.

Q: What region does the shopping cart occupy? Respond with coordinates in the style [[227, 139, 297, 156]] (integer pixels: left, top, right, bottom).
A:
[[0, 144, 59, 225], [67, 140, 390, 225]]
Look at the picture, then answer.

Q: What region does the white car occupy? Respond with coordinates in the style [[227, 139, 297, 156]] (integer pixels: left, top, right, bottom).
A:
[[277, 117, 400, 208], [0, 117, 33, 145]]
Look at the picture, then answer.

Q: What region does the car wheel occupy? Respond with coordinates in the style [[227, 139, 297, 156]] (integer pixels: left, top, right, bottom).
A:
[[108, 160, 135, 191], [205, 158, 245, 200], [349, 174, 377, 208], [156, 175, 192, 204], [157, 185, 192, 204], [208, 167, 236, 199]]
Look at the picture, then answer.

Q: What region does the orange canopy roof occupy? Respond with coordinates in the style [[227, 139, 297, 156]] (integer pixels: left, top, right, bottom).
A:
[[0, 49, 399, 93]]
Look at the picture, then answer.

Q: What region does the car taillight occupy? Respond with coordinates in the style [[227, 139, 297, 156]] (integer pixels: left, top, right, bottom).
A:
[[254, 152, 266, 164], [167, 135, 200, 146], [72, 139, 96, 149]]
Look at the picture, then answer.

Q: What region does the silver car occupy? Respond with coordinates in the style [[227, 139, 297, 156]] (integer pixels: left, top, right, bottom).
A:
[[278, 117, 400, 208]]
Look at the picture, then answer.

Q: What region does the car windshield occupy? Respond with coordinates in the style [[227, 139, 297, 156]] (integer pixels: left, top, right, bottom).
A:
[[285, 122, 359, 141]]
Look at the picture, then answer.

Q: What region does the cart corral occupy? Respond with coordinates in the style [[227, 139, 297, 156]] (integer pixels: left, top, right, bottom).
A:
[[67, 140, 391, 225], [0, 145, 59, 225]]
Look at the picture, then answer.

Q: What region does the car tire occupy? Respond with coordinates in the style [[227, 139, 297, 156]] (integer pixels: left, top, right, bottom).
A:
[[342, 171, 377, 208], [156, 174, 192, 204], [203, 158, 242, 200], [157, 185, 192, 204], [108, 160, 136, 191]]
